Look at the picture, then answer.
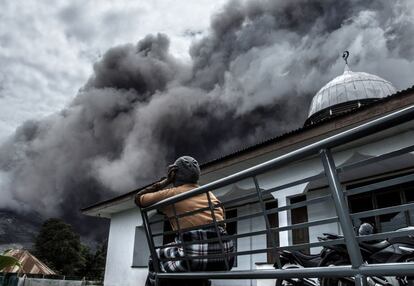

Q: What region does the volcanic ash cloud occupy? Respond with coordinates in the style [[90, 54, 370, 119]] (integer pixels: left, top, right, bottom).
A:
[[1, 0, 414, 236]]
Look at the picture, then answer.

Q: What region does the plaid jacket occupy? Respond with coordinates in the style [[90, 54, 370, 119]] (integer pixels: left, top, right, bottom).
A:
[[147, 227, 234, 285]]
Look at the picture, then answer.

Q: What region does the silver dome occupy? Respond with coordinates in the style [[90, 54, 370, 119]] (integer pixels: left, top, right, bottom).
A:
[[308, 66, 397, 118]]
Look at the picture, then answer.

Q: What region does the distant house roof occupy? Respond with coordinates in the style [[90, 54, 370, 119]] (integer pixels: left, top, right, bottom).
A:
[[81, 85, 414, 217], [2, 249, 55, 275]]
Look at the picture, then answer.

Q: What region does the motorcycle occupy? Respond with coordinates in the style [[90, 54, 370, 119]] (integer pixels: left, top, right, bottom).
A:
[[274, 249, 321, 286], [274, 226, 414, 286], [318, 226, 414, 286]]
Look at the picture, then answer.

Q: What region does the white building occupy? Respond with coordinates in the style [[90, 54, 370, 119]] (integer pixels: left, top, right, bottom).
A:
[[82, 64, 414, 286]]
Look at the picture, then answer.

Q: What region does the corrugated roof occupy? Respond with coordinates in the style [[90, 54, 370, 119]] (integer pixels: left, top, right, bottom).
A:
[[81, 85, 414, 213], [2, 249, 55, 275], [201, 85, 414, 168]]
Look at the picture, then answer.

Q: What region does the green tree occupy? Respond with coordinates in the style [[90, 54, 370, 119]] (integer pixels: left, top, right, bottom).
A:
[[90, 240, 107, 279], [79, 240, 107, 280], [34, 218, 84, 276]]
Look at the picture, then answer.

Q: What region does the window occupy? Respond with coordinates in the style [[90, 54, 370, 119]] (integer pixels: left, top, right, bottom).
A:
[[376, 189, 406, 232], [348, 178, 414, 232], [132, 227, 150, 267], [405, 186, 414, 226], [132, 215, 163, 267], [265, 200, 279, 263], [348, 192, 375, 226]]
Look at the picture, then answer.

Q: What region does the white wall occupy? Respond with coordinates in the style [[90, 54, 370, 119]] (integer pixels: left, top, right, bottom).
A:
[[104, 208, 147, 286]]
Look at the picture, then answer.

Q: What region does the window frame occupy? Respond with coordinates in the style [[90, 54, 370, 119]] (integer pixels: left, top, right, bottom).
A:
[[346, 172, 414, 232]]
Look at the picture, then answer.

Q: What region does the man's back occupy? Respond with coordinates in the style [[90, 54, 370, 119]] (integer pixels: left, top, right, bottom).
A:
[[140, 183, 224, 230]]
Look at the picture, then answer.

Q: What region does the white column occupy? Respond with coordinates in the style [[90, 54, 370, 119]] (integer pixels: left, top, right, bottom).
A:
[[272, 183, 309, 247]]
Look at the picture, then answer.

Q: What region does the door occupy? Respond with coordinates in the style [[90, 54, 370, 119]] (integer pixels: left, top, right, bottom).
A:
[[290, 195, 309, 253], [265, 200, 279, 263]]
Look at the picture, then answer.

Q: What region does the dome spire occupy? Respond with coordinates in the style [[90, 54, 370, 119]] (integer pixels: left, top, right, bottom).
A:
[[342, 50, 351, 73]]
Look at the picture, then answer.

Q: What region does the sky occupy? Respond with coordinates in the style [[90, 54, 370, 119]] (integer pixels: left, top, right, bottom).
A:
[[0, 0, 229, 144], [1, 0, 414, 240]]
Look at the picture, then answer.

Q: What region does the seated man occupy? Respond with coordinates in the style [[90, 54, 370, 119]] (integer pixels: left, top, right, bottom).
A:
[[135, 156, 234, 286]]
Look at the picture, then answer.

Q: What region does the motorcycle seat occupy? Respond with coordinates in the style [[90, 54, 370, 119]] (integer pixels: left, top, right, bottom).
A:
[[388, 236, 414, 246], [322, 233, 344, 240], [360, 240, 390, 253], [291, 251, 321, 267]]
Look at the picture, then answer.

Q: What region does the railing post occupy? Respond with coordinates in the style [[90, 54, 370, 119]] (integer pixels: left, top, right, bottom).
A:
[[206, 191, 231, 271], [252, 176, 282, 269], [355, 274, 367, 286], [140, 209, 161, 273], [171, 204, 192, 271], [319, 149, 364, 269]]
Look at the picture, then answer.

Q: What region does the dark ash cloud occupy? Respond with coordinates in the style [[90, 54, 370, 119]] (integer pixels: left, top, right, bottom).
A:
[[1, 0, 413, 239]]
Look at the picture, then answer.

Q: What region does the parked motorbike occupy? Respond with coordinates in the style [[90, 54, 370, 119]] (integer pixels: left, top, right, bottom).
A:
[[274, 226, 414, 286], [274, 249, 321, 286], [318, 226, 414, 286]]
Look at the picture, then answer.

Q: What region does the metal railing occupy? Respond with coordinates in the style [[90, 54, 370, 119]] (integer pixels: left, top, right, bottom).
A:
[[140, 104, 414, 285]]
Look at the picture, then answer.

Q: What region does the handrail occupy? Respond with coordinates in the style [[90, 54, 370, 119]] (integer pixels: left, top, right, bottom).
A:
[[143, 104, 414, 212], [140, 103, 414, 286], [156, 262, 414, 279]]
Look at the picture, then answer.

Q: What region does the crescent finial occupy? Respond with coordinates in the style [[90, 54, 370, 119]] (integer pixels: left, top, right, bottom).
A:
[[342, 51, 350, 65]]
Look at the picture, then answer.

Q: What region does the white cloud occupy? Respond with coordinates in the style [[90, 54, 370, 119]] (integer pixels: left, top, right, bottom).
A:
[[0, 0, 229, 143]]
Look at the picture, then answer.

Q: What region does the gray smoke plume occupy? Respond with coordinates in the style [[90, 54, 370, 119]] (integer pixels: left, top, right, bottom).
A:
[[1, 0, 414, 238]]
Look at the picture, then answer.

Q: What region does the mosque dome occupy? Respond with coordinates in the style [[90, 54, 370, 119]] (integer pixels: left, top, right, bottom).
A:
[[305, 52, 397, 126]]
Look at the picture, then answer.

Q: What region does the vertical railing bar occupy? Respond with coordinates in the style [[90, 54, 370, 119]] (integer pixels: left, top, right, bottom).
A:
[[206, 191, 230, 271], [253, 176, 282, 269], [320, 149, 365, 280], [355, 274, 367, 286], [155, 276, 159, 286], [140, 209, 161, 273], [171, 203, 192, 272]]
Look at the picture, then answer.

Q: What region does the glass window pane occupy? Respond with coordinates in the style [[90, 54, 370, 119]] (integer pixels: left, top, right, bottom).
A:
[[404, 187, 414, 225], [348, 193, 375, 226], [132, 227, 150, 267], [376, 190, 406, 232]]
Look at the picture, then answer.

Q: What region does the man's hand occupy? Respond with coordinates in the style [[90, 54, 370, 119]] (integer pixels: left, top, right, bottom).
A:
[[134, 165, 178, 208], [167, 164, 178, 183]]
